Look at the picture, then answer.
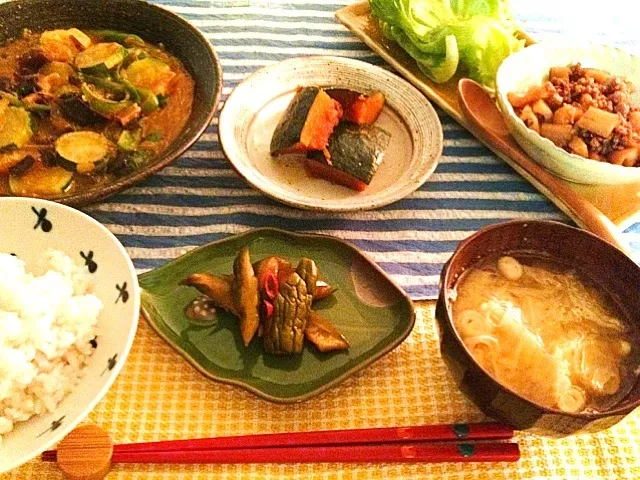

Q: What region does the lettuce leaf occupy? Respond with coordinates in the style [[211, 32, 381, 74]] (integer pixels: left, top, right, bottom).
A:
[[370, 0, 524, 88]]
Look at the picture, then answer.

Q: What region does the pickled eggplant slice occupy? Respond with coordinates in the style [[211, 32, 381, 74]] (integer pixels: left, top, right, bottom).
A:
[[0, 106, 33, 149], [75, 42, 126, 72], [232, 248, 260, 346], [264, 272, 312, 355], [305, 311, 349, 352], [55, 131, 115, 174], [181, 273, 238, 316], [9, 162, 73, 196], [58, 92, 106, 126], [296, 258, 318, 298]]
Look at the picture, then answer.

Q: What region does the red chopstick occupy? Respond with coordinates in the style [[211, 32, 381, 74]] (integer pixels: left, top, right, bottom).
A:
[[42, 422, 517, 464], [95, 442, 520, 464]]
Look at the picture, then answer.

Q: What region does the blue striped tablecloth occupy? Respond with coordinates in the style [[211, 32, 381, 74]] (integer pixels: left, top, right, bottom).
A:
[[83, 0, 640, 300]]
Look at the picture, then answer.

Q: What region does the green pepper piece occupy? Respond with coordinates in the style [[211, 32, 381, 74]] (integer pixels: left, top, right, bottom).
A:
[[79, 74, 126, 95], [264, 272, 311, 355], [91, 30, 145, 47], [137, 86, 159, 114]]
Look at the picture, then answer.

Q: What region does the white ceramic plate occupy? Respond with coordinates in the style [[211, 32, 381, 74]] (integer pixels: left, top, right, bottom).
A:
[[218, 56, 443, 211], [496, 42, 640, 185], [0, 198, 139, 474]]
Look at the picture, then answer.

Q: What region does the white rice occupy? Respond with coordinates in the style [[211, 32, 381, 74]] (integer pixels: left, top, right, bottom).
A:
[[0, 250, 102, 445]]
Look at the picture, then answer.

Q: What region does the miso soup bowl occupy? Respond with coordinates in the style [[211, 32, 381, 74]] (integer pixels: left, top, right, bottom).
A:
[[435, 220, 640, 436], [0, 0, 222, 206]]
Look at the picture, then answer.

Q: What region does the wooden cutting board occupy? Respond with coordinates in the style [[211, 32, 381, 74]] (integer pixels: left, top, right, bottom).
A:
[[336, 2, 640, 231]]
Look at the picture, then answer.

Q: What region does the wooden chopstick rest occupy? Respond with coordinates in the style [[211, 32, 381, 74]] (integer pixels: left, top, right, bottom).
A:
[[56, 424, 113, 480]]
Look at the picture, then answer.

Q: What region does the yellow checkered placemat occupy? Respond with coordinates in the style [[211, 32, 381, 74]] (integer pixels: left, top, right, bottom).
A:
[[7, 303, 640, 479]]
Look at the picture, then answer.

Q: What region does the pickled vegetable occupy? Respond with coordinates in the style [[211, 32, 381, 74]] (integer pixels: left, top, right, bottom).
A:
[[180, 273, 237, 315], [181, 251, 347, 355], [232, 248, 260, 346], [305, 311, 349, 352], [264, 272, 311, 355]]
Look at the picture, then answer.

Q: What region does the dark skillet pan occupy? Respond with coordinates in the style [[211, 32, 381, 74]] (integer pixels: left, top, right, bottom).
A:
[[0, 0, 222, 206]]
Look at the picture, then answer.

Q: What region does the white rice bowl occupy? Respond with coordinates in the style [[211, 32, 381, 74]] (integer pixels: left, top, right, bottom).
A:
[[0, 197, 138, 474], [0, 250, 102, 444]]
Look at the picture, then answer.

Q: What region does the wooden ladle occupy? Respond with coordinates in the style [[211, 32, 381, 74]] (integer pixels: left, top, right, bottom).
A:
[[457, 78, 632, 256]]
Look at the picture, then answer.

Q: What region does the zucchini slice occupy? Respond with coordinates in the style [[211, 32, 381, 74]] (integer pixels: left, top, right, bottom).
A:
[[0, 106, 33, 149], [39, 61, 76, 81], [122, 57, 176, 95], [55, 131, 115, 173], [75, 42, 126, 72], [9, 162, 73, 196], [0, 150, 29, 174], [81, 83, 132, 116]]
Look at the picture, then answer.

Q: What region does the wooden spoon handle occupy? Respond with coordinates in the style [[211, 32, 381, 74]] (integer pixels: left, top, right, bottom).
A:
[[457, 93, 631, 255], [476, 127, 630, 254]]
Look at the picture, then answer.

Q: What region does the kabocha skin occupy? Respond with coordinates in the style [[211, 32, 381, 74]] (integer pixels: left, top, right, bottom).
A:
[[307, 123, 391, 191], [264, 272, 312, 355], [180, 250, 348, 354], [270, 87, 342, 156]]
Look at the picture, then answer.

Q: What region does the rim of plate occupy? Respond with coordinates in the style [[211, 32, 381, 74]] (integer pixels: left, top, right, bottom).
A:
[[218, 56, 443, 212], [0, 197, 140, 474]]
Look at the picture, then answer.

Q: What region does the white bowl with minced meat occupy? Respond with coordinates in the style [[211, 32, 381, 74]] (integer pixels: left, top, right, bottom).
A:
[[496, 42, 640, 185], [0, 197, 139, 474]]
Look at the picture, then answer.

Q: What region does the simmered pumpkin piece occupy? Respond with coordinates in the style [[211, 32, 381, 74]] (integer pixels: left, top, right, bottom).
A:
[[326, 88, 385, 125], [306, 123, 390, 191], [0, 149, 30, 174], [270, 87, 342, 156]]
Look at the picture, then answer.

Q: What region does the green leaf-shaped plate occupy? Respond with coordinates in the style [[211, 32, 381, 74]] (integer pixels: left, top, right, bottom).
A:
[[139, 228, 416, 403]]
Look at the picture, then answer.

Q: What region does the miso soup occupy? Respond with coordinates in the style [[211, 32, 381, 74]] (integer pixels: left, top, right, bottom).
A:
[[452, 253, 639, 414]]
